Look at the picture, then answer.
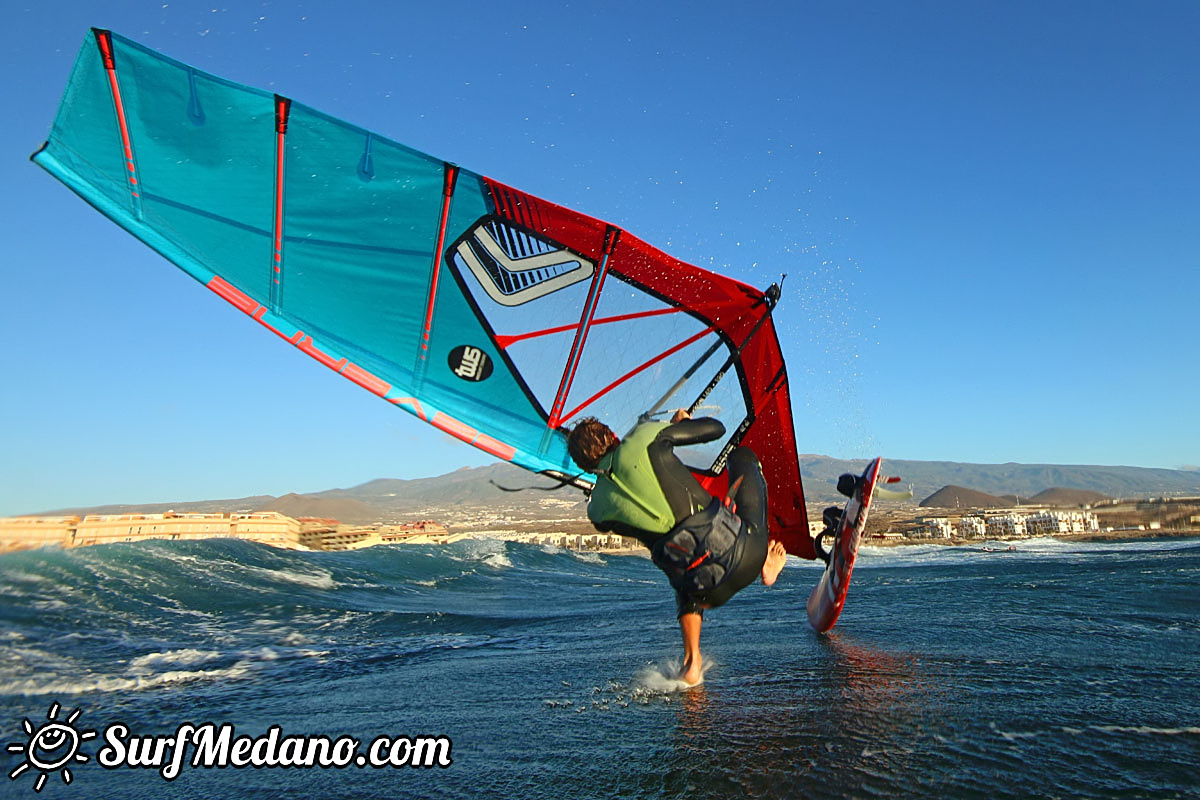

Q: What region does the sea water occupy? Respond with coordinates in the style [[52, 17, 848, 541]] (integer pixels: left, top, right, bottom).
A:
[[1, 535, 1197, 799]]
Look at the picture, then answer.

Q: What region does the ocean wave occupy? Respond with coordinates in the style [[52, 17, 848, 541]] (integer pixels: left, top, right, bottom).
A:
[[482, 552, 513, 569], [241, 565, 339, 590], [1084, 724, 1200, 737], [858, 535, 1200, 570], [571, 551, 607, 566], [0, 661, 258, 697], [127, 648, 223, 671], [0, 641, 333, 698]]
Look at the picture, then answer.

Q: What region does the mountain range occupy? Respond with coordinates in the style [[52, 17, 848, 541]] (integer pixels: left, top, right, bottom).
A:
[[29, 458, 1200, 524]]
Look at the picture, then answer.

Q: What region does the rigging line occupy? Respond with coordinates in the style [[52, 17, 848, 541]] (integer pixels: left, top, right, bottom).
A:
[[641, 336, 727, 423], [488, 473, 587, 493], [559, 324, 717, 424], [495, 306, 682, 349], [493, 299, 733, 349]]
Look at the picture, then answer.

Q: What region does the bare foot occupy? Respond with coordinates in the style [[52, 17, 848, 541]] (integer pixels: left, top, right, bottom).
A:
[[761, 539, 787, 587], [679, 654, 703, 686]]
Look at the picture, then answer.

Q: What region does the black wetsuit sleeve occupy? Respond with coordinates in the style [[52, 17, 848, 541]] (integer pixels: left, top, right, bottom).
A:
[[657, 417, 726, 448], [649, 417, 726, 525]]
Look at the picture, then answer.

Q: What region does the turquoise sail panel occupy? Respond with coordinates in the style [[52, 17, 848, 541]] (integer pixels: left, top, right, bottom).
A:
[[33, 29, 576, 479]]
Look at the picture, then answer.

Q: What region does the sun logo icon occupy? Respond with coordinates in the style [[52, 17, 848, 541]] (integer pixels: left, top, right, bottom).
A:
[[6, 703, 96, 793]]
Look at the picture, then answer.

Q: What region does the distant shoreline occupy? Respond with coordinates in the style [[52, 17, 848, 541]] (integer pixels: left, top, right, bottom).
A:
[[863, 528, 1200, 549]]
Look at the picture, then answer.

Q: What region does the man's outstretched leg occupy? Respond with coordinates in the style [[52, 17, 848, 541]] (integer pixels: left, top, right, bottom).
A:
[[679, 611, 703, 685]]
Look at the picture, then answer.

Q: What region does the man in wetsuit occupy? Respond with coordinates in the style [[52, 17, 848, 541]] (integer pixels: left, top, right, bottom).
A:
[[566, 410, 787, 685]]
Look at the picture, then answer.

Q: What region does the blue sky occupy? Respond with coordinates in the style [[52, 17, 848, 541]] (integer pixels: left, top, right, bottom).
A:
[[2, 1, 1197, 515]]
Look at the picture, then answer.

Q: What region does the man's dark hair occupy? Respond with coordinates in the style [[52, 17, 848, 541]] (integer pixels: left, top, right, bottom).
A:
[[566, 417, 617, 472]]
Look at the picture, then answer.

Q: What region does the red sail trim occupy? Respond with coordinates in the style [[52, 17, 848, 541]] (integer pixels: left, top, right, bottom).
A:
[[209, 275, 258, 315], [205, 276, 394, 402], [341, 363, 390, 398], [387, 396, 429, 421], [271, 95, 291, 296], [558, 324, 716, 424], [431, 412, 516, 460], [483, 177, 611, 264], [480, 177, 810, 557], [419, 163, 460, 358], [295, 334, 347, 372], [474, 432, 517, 461], [93, 30, 141, 209]]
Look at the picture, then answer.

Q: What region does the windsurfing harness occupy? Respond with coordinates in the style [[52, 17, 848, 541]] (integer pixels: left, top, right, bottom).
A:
[[32, 28, 813, 558], [650, 496, 767, 610]]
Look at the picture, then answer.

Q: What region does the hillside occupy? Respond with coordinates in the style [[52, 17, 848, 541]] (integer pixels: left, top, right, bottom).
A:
[[919, 486, 1013, 509], [799, 456, 1199, 504], [310, 463, 575, 511], [253, 493, 383, 524], [29, 457, 1200, 522], [1026, 488, 1111, 507]]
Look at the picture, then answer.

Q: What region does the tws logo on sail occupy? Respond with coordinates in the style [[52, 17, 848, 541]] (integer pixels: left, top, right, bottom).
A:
[[448, 345, 493, 382], [450, 217, 595, 306]]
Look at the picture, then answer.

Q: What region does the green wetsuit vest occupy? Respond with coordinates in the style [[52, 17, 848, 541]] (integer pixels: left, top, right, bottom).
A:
[[587, 422, 677, 535]]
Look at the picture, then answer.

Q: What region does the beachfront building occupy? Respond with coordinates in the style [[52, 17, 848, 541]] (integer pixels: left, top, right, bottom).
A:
[[986, 514, 1028, 538], [924, 517, 955, 539], [523, 532, 639, 551], [303, 521, 454, 550], [1, 511, 303, 551], [73, 512, 233, 547], [230, 512, 303, 548], [377, 521, 452, 545], [959, 517, 987, 538], [0, 516, 78, 550], [301, 526, 374, 551], [1025, 510, 1100, 536]]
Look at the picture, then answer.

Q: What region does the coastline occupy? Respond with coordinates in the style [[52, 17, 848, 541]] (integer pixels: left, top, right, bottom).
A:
[[863, 527, 1200, 549]]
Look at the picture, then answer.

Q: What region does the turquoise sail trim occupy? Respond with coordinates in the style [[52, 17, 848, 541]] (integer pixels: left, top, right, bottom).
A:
[[34, 29, 580, 482]]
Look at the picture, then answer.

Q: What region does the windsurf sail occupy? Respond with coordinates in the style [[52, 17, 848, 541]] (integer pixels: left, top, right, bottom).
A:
[[33, 29, 813, 557]]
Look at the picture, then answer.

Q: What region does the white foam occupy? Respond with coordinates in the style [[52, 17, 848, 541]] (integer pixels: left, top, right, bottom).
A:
[[631, 658, 713, 694], [0, 569, 53, 585], [482, 553, 513, 569], [128, 648, 222, 671], [859, 535, 1200, 570], [251, 566, 338, 590], [0, 661, 256, 696], [1088, 724, 1200, 737], [276, 630, 313, 646], [0, 640, 334, 697]]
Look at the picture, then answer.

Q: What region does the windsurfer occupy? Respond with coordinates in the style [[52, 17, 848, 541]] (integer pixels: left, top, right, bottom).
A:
[[567, 410, 787, 686]]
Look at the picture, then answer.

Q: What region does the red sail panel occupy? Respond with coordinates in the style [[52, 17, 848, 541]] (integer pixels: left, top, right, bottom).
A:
[[481, 177, 811, 557]]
